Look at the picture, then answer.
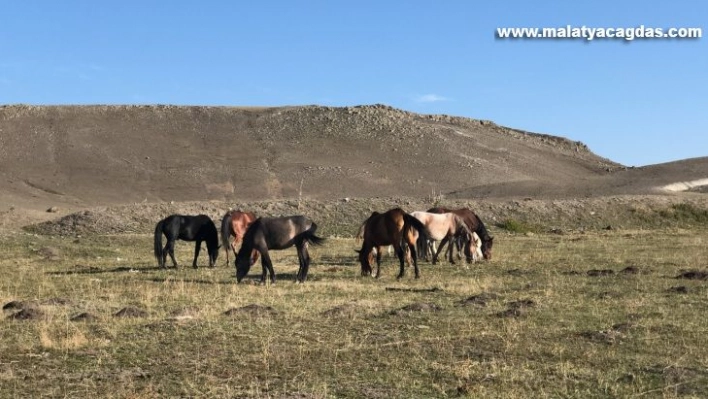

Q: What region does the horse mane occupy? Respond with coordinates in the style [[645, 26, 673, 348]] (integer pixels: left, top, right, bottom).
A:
[[453, 214, 473, 236], [236, 217, 261, 263], [472, 212, 491, 240]]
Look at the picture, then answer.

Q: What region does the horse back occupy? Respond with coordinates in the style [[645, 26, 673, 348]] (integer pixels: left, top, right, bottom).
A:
[[256, 215, 314, 250]]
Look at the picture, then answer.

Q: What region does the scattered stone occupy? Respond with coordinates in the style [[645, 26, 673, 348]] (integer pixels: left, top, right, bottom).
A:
[[46, 206, 59, 213]]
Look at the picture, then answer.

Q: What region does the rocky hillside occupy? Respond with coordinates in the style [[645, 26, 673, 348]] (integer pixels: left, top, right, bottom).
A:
[[0, 104, 621, 210]]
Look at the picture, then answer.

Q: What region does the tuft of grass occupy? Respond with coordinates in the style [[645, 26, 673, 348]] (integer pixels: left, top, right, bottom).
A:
[[494, 218, 537, 233]]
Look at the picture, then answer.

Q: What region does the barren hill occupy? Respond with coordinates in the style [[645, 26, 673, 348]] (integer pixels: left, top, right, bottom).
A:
[[1, 104, 707, 230]]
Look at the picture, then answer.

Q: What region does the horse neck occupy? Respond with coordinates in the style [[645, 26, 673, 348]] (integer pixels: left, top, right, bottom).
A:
[[472, 215, 490, 240]]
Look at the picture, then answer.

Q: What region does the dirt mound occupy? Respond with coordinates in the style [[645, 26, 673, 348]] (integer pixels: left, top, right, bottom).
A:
[[114, 306, 148, 318], [223, 304, 277, 317]]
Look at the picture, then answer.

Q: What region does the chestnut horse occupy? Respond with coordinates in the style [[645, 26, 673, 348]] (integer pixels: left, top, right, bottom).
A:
[[409, 211, 474, 265], [356, 208, 429, 279], [220, 210, 258, 266], [235, 215, 325, 284], [427, 207, 494, 260]]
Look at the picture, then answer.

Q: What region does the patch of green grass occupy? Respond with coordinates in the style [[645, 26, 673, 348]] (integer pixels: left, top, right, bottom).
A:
[[494, 218, 538, 233]]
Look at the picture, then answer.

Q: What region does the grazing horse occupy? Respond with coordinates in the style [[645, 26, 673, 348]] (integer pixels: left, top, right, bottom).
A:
[[356, 208, 429, 279], [235, 216, 325, 284], [409, 211, 474, 265], [220, 210, 258, 266], [427, 207, 495, 260], [468, 232, 483, 262], [154, 214, 219, 268]]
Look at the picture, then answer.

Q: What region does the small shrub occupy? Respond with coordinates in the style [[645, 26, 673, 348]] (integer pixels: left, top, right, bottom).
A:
[[495, 218, 536, 233]]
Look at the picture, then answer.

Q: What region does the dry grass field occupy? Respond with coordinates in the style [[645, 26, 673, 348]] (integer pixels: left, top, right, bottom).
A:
[[2, 227, 707, 398]]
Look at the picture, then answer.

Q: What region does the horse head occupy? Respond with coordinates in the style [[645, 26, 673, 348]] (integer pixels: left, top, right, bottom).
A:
[[235, 251, 252, 282], [481, 236, 494, 260]]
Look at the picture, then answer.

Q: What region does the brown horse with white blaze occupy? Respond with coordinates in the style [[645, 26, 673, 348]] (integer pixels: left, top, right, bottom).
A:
[[356, 208, 429, 280]]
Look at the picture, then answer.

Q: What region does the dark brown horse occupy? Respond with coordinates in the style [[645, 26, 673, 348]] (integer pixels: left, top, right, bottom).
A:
[[220, 210, 258, 266], [356, 208, 429, 279], [427, 207, 495, 260], [235, 215, 325, 284]]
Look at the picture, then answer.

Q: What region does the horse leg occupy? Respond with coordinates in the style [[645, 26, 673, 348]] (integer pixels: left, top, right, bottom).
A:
[[395, 245, 406, 280], [434, 236, 451, 265], [374, 246, 383, 278], [165, 239, 178, 268], [359, 243, 374, 277], [296, 243, 311, 283], [409, 241, 420, 279], [250, 249, 259, 265], [192, 240, 202, 268], [230, 239, 239, 260], [259, 251, 276, 285]]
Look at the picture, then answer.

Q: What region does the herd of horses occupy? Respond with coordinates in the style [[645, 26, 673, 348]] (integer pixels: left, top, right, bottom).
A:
[[153, 206, 494, 284]]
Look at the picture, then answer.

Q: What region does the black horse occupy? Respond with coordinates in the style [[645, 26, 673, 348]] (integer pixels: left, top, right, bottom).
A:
[[154, 214, 220, 268], [235, 216, 325, 284]]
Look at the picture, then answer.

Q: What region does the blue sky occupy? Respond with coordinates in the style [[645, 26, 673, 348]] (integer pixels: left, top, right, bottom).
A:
[[1, 1, 705, 167]]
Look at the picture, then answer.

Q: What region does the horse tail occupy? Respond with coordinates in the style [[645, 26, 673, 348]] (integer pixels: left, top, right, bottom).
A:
[[303, 222, 326, 246], [403, 213, 429, 247], [355, 220, 367, 243], [220, 212, 232, 250], [154, 219, 165, 266]]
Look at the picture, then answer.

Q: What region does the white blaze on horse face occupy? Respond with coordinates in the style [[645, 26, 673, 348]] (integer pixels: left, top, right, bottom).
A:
[[470, 232, 483, 261]]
